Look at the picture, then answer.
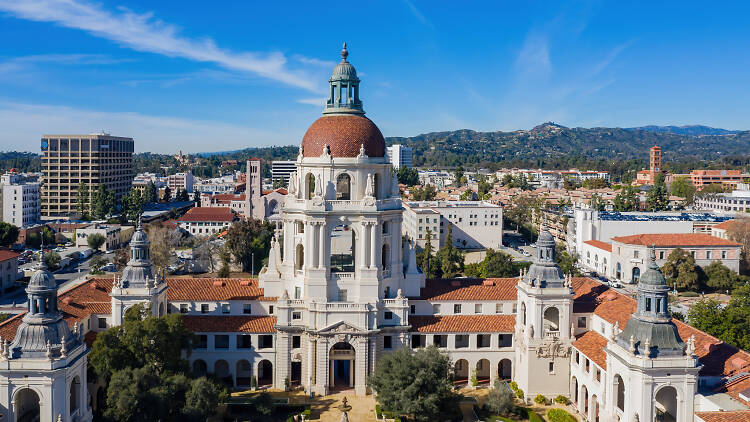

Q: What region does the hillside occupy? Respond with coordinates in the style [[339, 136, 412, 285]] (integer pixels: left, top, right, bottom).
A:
[[385, 123, 750, 168]]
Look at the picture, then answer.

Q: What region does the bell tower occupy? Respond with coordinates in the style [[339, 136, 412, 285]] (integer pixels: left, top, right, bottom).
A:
[[514, 229, 574, 400]]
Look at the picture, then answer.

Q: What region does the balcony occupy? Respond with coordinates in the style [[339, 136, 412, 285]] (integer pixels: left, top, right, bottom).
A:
[[330, 272, 354, 282]]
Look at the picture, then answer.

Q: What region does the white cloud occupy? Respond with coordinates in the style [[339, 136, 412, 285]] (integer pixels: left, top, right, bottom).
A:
[[516, 32, 551, 77], [0, 101, 297, 153], [0, 0, 320, 91], [296, 98, 327, 106]]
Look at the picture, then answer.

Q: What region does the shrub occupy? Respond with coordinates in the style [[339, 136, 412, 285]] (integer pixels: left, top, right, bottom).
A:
[[533, 394, 547, 405], [376, 404, 382, 418], [680, 291, 700, 297], [509, 381, 518, 391], [525, 408, 543, 422], [547, 408, 577, 422], [303, 408, 311, 417], [516, 388, 524, 400], [486, 380, 516, 415], [470, 368, 479, 387], [553, 395, 569, 405]]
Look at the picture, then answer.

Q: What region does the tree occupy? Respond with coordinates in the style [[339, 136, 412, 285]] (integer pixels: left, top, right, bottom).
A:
[[397, 166, 419, 187], [218, 246, 231, 278], [727, 218, 750, 273], [412, 185, 436, 201], [646, 173, 669, 211], [368, 346, 460, 422], [0, 222, 19, 247], [582, 178, 608, 189], [704, 261, 738, 291], [26, 227, 55, 249], [501, 174, 513, 186], [145, 224, 181, 273], [91, 184, 115, 219], [454, 166, 464, 187], [589, 193, 606, 211], [89, 255, 107, 274], [121, 188, 144, 223], [176, 188, 189, 202], [485, 379, 517, 416], [224, 219, 273, 273], [661, 248, 704, 291], [562, 177, 580, 191], [670, 176, 696, 205], [554, 245, 580, 276], [192, 190, 201, 207], [163, 186, 172, 202], [113, 247, 130, 270], [435, 224, 463, 278], [143, 181, 157, 204], [467, 249, 517, 278], [87, 233, 106, 251], [76, 181, 90, 218], [420, 228, 438, 278], [613, 186, 640, 211], [43, 251, 61, 270]]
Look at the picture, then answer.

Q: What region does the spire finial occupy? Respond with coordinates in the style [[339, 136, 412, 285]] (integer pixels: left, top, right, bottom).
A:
[[341, 42, 348, 61], [137, 214, 143, 230]]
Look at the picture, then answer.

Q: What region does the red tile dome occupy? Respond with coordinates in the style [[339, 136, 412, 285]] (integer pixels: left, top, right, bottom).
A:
[[301, 114, 385, 158]]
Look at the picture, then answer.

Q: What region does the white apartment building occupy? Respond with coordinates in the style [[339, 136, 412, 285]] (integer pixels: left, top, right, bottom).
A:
[[418, 170, 454, 188], [194, 174, 242, 194], [403, 201, 503, 250], [386, 144, 413, 169], [271, 160, 297, 183], [74, 223, 122, 252], [177, 207, 238, 236], [0, 250, 20, 293], [1, 171, 40, 228], [167, 171, 194, 193], [695, 189, 750, 214]]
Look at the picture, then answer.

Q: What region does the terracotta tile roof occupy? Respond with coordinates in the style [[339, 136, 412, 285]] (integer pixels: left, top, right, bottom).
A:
[[182, 315, 276, 333], [0, 249, 20, 262], [301, 115, 385, 158], [695, 411, 750, 422], [178, 207, 237, 222], [410, 315, 515, 333], [261, 188, 288, 196], [166, 277, 276, 301], [413, 278, 519, 301], [717, 373, 750, 403], [572, 277, 750, 378], [0, 313, 25, 341], [611, 233, 741, 247], [712, 220, 735, 231], [572, 330, 609, 369], [211, 193, 246, 201], [583, 240, 612, 252]]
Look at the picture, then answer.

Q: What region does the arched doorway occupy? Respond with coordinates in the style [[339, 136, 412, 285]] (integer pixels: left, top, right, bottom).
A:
[[591, 394, 599, 422], [616, 262, 622, 279], [329, 342, 355, 390], [454, 359, 469, 385], [571, 376, 578, 409], [331, 224, 355, 273], [336, 173, 351, 200], [614, 374, 625, 412], [655, 386, 678, 422], [498, 359, 512, 380], [632, 266, 641, 283], [476, 359, 490, 385], [14, 388, 40, 422], [543, 306, 560, 334], [192, 359, 207, 376], [295, 244, 304, 272], [581, 385, 589, 415], [70, 376, 81, 415], [258, 360, 274, 387], [215, 360, 232, 387], [236, 360, 252, 387]]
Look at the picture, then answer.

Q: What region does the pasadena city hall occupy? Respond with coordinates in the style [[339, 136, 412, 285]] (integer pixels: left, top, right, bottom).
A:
[[1, 45, 750, 422]]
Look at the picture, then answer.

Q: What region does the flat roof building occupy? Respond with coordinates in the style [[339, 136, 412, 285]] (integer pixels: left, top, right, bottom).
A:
[[41, 133, 134, 220], [271, 160, 296, 183], [387, 144, 413, 169]]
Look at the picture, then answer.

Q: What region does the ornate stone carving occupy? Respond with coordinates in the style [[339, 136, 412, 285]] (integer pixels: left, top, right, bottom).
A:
[[365, 173, 374, 197], [535, 337, 570, 358], [686, 334, 696, 356], [288, 171, 297, 195]]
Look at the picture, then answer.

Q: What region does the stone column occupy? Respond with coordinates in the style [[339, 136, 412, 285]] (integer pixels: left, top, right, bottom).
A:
[[282, 220, 290, 264], [318, 221, 326, 269], [362, 222, 371, 269], [370, 222, 378, 269], [305, 221, 313, 269], [355, 338, 368, 395]]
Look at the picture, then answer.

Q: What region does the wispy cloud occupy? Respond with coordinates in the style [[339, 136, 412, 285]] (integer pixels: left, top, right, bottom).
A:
[[403, 0, 434, 28], [293, 55, 336, 68], [590, 40, 634, 77], [515, 32, 551, 77], [0, 101, 297, 153], [296, 98, 326, 106], [0, 53, 130, 75], [0, 0, 320, 91]]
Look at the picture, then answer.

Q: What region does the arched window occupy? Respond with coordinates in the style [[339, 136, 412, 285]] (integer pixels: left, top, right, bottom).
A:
[[295, 244, 304, 271], [331, 224, 355, 272], [336, 173, 351, 200], [543, 307, 559, 332], [382, 244, 390, 271], [306, 173, 315, 200], [614, 374, 625, 411], [616, 262, 622, 279], [632, 266, 641, 283], [374, 173, 380, 199], [70, 376, 81, 413]]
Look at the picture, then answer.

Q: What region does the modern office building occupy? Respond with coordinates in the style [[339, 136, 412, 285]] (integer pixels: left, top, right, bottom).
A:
[[1, 171, 40, 228], [386, 144, 413, 169], [167, 171, 194, 193], [40, 133, 134, 220], [403, 201, 503, 250], [271, 160, 297, 183]]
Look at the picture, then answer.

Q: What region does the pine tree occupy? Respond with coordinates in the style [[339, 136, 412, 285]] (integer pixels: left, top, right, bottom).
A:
[[163, 186, 172, 202], [144, 181, 157, 204], [646, 173, 669, 211], [422, 228, 434, 276], [76, 182, 90, 218]]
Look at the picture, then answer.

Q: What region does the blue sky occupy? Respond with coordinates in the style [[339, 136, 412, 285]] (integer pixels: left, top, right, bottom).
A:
[[1, 1, 749, 153]]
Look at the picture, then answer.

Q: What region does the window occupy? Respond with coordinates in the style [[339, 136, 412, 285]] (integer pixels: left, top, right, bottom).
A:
[[659, 251, 665, 260], [410, 305, 415, 314], [338, 289, 348, 302], [477, 334, 490, 348], [512, 303, 517, 313], [292, 335, 301, 349], [722, 250, 728, 259], [292, 311, 301, 320], [577, 316, 587, 328], [215, 335, 229, 349], [633, 250, 639, 259], [575, 350, 580, 364], [200, 304, 209, 314], [455, 335, 469, 348], [498, 334, 512, 347], [706, 250, 712, 259], [384, 311, 393, 320], [269, 305, 274, 314], [384, 335, 392, 349], [98, 318, 107, 329], [243, 303, 252, 314], [548, 362, 554, 373], [453, 304, 462, 314], [259, 335, 273, 349], [237, 334, 251, 349], [474, 304, 482, 314], [691, 250, 696, 258], [412, 334, 423, 348], [433, 335, 447, 347], [221, 303, 230, 314], [495, 303, 503, 314], [585, 358, 590, 372], [294, 286, 301, 299], [432, 304, 441, 315], [596, 368, 601, 382], [194, 334, 208, 349], [645, 298, 651, 312], [180, 304, 188, 314]]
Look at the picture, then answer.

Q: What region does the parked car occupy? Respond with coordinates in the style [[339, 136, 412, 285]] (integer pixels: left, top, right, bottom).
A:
[[609, 281, 622, 288], [101, 263, 116, 272]]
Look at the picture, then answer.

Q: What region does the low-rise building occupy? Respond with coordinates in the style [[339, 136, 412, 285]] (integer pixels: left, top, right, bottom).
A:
[[177, 207, 238, 236], [691, 169, 745, 190], [695, 190, 750, 214], [75, 223, 122, 252], [580, 239, 612, 277], [167, 171, 194, 193], [271, 160, 297, 184], [1, 171, 40, 228], [0, 250, 20, 293], [610, 233, 742, 283], [403, 201, 503, 250]]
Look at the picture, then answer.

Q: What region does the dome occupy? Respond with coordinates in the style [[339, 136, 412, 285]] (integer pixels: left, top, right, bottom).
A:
[[331, 61, 358, 81], [536, 230, 555, 246], [301, 115, 385, 158], [131, 227, 149, 244], [640, 249, 668, 286], [28, 262, 56, 291]]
